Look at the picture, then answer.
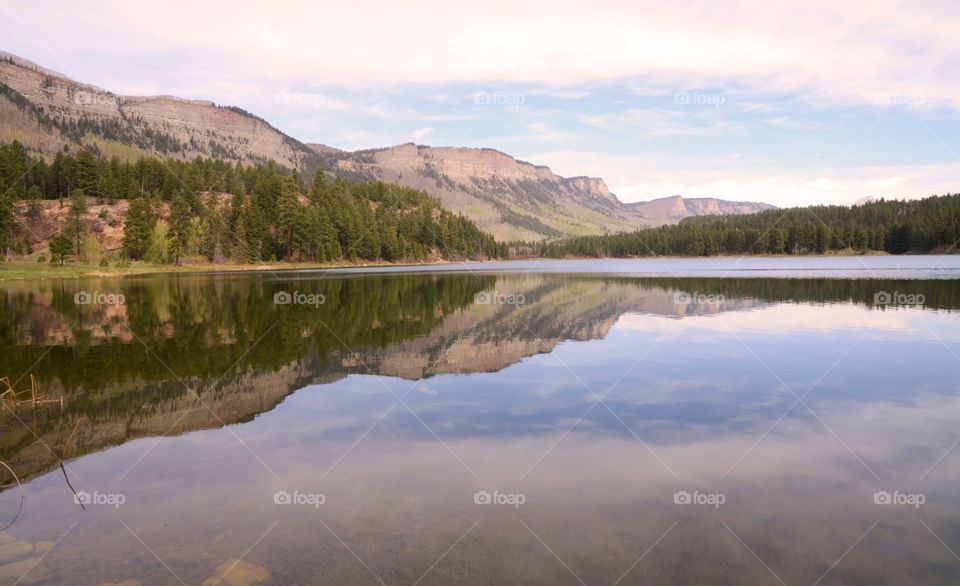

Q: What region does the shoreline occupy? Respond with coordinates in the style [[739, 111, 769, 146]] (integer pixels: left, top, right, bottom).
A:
[[4, 249, 958, 282], [0, 258, 474, 282]]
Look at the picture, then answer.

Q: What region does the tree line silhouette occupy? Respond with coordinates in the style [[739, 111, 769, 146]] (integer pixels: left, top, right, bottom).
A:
[[538, 195, 960, 257]]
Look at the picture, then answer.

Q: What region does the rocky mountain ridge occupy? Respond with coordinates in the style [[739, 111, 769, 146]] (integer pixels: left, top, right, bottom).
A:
[[1, 50, 774, 241], [314, 143, 776, 240], [0, 51, 322, 171], [627, 195, 776, 223]]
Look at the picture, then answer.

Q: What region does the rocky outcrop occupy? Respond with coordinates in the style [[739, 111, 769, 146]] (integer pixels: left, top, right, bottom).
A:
[[0, 52, 321, 171], [318, 143, 659, 240], [317, 144, 776, 240], [628, 195, 775, 222]]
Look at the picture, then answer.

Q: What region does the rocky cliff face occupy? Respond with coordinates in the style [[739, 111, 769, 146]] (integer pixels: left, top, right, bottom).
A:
[[316, 143, 658, 241], [0, 52, 321, 171], [316, 144, 777, 240]]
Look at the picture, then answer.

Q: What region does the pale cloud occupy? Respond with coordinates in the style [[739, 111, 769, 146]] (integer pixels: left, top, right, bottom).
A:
[[4, 0, 959, 108], [527, 88, 592, 100], [522, 122, 572, 143], [579, 109, 733, 137], [2, 0, 958, 207], [410, 127, 433, 141], [615, 304, 936, 337], [528, 149, 960, 205]]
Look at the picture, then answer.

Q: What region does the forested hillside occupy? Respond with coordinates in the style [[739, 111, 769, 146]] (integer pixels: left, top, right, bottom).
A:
[[539, 195, 960, 257], [0, 142, 506, 265]]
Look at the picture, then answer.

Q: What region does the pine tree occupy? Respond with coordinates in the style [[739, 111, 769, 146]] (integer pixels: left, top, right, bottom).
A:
[[359, 203, 381, 260], [74, 149, 100, 196], [0, 189, 14, 256], [277, 176, 300, 260], [67, 189, 88, 255], [201, 194, 229, 262], [168, 193, 192, 265], [49, 231, 73, 265], [233, 200, 262, 263], [122, 197, 155, 259], [317, 207, 341, 261]]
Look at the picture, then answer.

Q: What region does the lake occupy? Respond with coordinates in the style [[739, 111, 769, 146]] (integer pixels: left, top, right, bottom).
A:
[[1, 257, 959, 584]]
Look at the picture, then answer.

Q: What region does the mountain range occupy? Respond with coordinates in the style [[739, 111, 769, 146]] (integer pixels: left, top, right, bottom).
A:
[[0, 50, 774, 240]]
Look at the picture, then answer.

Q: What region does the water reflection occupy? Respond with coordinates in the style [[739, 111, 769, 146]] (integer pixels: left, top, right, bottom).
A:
[[0, 272, 958, 584]]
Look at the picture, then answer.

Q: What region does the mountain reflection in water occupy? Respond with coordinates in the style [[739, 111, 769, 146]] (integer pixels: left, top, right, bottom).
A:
[[0, 271, 958, 585]]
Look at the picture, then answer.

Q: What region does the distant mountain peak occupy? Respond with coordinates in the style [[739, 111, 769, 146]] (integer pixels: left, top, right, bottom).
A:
[[627, 195, 776, 222]]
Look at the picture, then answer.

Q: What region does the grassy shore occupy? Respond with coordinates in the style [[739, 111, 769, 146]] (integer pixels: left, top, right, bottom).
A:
[[0, 259, 454, 281], [0, 249, 919, 281]]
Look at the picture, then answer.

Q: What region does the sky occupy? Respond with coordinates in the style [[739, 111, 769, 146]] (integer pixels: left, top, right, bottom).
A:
[[1, 0, 959, 207]]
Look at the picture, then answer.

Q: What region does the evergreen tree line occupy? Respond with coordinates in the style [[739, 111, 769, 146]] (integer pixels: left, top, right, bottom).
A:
[[0, 142, 507, 264], [538, 195, 960, 257]]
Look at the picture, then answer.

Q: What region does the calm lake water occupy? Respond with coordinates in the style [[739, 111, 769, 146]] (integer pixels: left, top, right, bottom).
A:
[[0, 257, 959, 585]]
